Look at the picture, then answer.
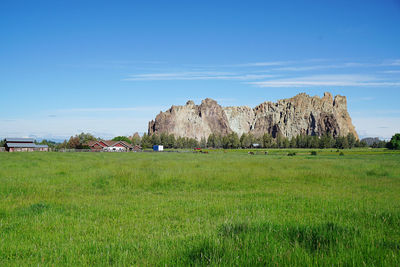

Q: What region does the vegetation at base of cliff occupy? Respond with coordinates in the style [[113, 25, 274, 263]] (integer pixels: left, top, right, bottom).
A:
[[139, 132, 368, 149], [0, 150, 399, 266]]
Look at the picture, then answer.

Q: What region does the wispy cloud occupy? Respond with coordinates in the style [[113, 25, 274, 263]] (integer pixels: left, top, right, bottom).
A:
[[384, 59, 400, 66], [224, 61, 290, 67], [273, 62, 374, 72], [61, 60, 167, 70], [123, 71, 275, 81], [381, 70, 400, 74], [249, 74, 400, 87], [359, 96, 375, 101], [356, 109, 400, 115], [123, 58, 400, 86], [57, 106, 167, 113]]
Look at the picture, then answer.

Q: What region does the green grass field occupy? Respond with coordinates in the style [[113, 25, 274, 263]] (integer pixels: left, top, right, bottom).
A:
[[1, 150, 399, 266]]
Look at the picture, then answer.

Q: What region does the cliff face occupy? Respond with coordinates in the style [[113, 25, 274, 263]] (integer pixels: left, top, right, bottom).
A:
[[148, 92, 358, 140]]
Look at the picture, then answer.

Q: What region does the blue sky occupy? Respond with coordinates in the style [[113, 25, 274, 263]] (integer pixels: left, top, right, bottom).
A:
[[1, 0, 400, 140]]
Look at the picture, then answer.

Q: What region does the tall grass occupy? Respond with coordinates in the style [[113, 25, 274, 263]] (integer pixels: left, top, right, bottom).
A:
[[0, 150, 399, 265]]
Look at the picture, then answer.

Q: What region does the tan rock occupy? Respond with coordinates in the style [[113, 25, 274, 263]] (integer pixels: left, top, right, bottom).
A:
[[148, 92, 358, 140]]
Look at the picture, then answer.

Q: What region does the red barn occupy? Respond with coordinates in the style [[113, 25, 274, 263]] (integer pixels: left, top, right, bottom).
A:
[[5, 138, 48, 152]]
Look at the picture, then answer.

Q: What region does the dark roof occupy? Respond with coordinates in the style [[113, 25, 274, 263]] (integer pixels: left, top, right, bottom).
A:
[[87, 140, 133, 148], [6, 143, 48, 148], [103, 140, 133, 148], [5, 138, 34, 143]]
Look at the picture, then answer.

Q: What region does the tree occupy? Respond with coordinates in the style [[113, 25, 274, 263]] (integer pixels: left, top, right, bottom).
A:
[[150, 134, 161, 146], [309, 136, 319, 148], [320, 134, 334, 149], [67, 136, 80, 149], [66, 132, 97, 149], [207, 133, 216, 148], [346, 133, 356, 148], [373, 140, 387, 148], [141, 133, 152, 148], [175, 136, 185, 148], [207, 133, 223, 148], [167, 134, 176, 148], [57, 140, 68, 149], [240, 133, 247, 148], [77, 132, 97, 144], [387, 133, 400, 150], [282, 137, 290, 148], [200, 137, 207, 148], [187, 138, 199, 148], [335, 136, 349, 149], [240, 133, 253, 148], [112, 136, 132, 144], [296, 135, 307, 148], [229, 132, 240, 148], [131, 132, 141, 146], [222, 135, 229, 148], [355, 139, 367, 148], [342, 137, 349, 149], [160, 133, 169, 147], [0, 139, 5, 147], [276, 134, 289, 148], [214, 134, 223, 148], [289, 137, 296, 148], [262, 133, 273, 148]]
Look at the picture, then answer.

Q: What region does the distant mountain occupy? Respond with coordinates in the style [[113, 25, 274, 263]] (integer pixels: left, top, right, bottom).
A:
[[31, 137, 65, 143], [361, 137, 381, 146]]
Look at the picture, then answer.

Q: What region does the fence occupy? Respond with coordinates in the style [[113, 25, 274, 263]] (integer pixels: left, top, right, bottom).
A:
[[55, 148, 196, 153], [56, 149, 141, 153], [57, 149, 105, 152], [0, 147, 197, 153]]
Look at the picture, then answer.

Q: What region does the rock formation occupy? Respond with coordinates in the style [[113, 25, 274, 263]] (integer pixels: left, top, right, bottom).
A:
[[148, 92, 358, 140]]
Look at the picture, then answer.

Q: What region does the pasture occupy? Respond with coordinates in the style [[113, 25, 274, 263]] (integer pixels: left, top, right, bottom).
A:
[[0, 150, 399, 266]]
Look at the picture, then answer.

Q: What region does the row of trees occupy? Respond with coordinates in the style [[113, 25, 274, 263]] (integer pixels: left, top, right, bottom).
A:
[[130, 132, 367, 149], [2, 133, 399, 150]]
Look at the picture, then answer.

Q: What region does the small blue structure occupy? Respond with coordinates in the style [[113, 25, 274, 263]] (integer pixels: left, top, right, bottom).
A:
[[153, 145, 164, 151]]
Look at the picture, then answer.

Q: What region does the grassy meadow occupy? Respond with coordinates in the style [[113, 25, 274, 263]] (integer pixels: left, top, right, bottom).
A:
[[0, 149, 399, 266]]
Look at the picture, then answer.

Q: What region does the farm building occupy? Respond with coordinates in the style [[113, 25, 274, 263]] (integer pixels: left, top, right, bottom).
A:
[[5, 138, 48, 152], [86, 140, 139, 151]]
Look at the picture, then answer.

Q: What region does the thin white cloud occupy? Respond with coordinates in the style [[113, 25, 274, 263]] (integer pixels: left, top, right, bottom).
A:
[[57, 106, 167, 113], [381, 70, 400, 74], [352, 109, 400, 116], [122, 58, 400, 84], [249, 74, 400, 87], [359, 97, 375, 101], [225, 61, 290, 67], [273, 62, 374, 72], [123, 71, 275, 81], [384, 59, 400, 66]]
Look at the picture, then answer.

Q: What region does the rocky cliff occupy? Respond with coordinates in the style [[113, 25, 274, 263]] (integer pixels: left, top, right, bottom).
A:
[[148, 92, 358, 140]]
